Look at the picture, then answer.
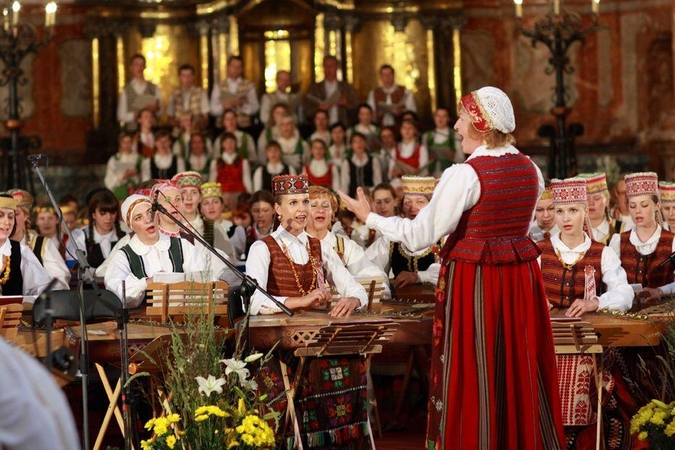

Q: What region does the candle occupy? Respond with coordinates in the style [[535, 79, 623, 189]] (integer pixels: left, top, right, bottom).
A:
[[45, 2, 57, 27], [592, 0, 600, 14], [553, 0, 560, 15], [11, 1, 19, 26], [514, 0, 523, 18]]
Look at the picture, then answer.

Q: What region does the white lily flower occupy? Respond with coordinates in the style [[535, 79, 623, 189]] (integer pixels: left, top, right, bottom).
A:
[[244, 353, 264, 363], [242, 378, 259, 391], [195, 375, 226, 398], [220, 358, 250, 384]]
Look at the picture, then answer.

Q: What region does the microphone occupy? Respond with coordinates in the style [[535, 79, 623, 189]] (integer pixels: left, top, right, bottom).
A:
[[657, 251, 675, 268], [27, 153, 47, 162], [150, 189, 160, 221]]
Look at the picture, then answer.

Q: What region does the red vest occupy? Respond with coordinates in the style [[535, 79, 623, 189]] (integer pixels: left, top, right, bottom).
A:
[[539, 239, 605, 308], [217, 157, 246, 193], [304, 162, 333, 188], [395, 143, 421, 169], [619, 229, 675, 288], [441, 152, 541, 265], [263, 235, 324, 296]]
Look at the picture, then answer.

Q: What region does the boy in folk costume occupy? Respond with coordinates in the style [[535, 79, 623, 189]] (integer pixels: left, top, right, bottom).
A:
[[347, 104, 381, 152], [340, 132, 383, 197], [366, 176, 442, 290], [246, 174, 372, 448], [210, 55, 259, 128], [117, 54, 162, 131], [166, 63, 210, 129]]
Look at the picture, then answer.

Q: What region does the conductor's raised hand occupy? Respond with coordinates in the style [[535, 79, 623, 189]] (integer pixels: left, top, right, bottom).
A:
[[338, 187, 371, 224]]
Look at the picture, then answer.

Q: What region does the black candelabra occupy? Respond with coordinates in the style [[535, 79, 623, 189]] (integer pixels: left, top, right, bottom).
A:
[[0, 1, 56, 191], [516, 1, 600, 179]]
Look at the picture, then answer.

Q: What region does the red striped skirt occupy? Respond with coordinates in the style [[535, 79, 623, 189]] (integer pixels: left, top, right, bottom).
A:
[[426, 259, 565, 449]]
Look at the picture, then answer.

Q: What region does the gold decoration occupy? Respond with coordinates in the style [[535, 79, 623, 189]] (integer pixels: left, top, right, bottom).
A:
[[280, 241, 318, 297], [0, 255, 11, 285]]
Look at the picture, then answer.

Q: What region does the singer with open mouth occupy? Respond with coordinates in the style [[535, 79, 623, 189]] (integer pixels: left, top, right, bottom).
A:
[[608, 172, 675, 302]]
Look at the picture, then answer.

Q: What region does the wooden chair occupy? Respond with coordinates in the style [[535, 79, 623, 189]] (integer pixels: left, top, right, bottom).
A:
[[331, 275, 387, 311], [0, 303, 23, 339], [145, 281, 229, 323]]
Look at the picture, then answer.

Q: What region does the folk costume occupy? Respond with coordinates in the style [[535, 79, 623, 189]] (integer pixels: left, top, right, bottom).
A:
[[540, 178, 634, 449], [610, 172, 675, 292], [210, 76, 259, 128], [528, 186, 560, 242], [208, 151, 252, 210], [252, 161, 297, 193], [303, 158, 340, 192], [201, 182, 247, 258], [246, 174, 371, 449], [140, 152, 186, 182], [340, 153, 383, 198], [389, 140, 429, 179], [422, 126, 462, 177], [104, 151, 143, 200], [660, 181, 675, 231], [578, 173, 619, 245], [362, 88, 564, 449]]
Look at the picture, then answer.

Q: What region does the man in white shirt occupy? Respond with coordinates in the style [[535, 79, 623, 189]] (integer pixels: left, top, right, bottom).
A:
[[210, 55, 259, 128], [117, 54, 162, 130], [367, 64, 416, 128], [167, 64, 210, 130], [259, 70, 299, 126], [303, 55, 357, 127]]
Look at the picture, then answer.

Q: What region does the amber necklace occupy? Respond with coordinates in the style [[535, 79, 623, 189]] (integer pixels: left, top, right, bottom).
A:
[[280, 240, 317, 296], [554, 248, 585, 270]]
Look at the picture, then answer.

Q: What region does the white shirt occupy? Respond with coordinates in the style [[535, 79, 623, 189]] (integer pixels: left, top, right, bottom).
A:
[[309, 130, 331, 146], [0, 239, 51, 299], [23, 230, 70, 291], [140, 153, 186, 182], [208, 152, 252, 193], [104, 152, 141, 193], [590, 218, 612, 244], [117, 78, 163, 123], [529, 222, 560, 243], [306, 159, 341, 192], [166, 87, 210, 117], [186, 153, 210, 173], [341, 154, 383, 194], [313, 231, 391, 299], [246, 227, 368, 315], [104, 234, 213, 308], [367, 145, 544, 253], [252, 162, 297, 193], [71, 226, 120, 263], [211, 130, 257, 162], [260, 90, 299, 125], [0, 338, 80, 450], [365, 235, 440, 285], [216, 220, 247, 259], [277, 134, 309, 171], [210, 77, 259, 117], [256, 126, 280, 163], [545, 232, 633, 311], [389, 140, 429, 178], [367, 84, 416, 127], [324, 80, 339, 124], [328, 143, 347, 167], [352, 225, 382, 249]]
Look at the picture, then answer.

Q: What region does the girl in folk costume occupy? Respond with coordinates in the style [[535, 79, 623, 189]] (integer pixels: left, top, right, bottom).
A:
[[104, 194, 213, 308], [366, 176, 442, 290], [184, 132, 211, 178], [209, 132, 252, 211], [306, 185, 391, 298], [340, 132, 383, 197], [8, 189, 70, 290], [252, 140, 297, 193], [538, 178, 634, 449], [328, 122, 348, 167], [245, 190, 276, 256], [528, 184, 560, 242], [577, 172, 618, 245], [33, 204, 64, 256], [135, 108, 156, 158], [347, 104, 381, 151], [659, 181, 675, 231], [172, 171, 237, 262], [0, 195, 52, 297], [246, 174, 372, 449], [353, 182, 398, 249], [257, 103, 290, 163], [340, 87, 565, 449], [610, 177, 635, 232], [423, 107, 463, 177], [212, 109, 257, 163], [71, 189, 127, 269], [609, 172, 675, 302], [389, 119, 429, 180], [104, 131, 142, 200], [309, 109, 331, 145], [200, 181, 247, 258], [140, 130, 186, 182], [303, 139, 340, 191], [276, 114, 309, 172]]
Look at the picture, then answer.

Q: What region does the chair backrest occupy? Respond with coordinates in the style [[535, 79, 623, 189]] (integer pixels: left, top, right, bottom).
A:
[[145, 281, 229, 323], [331, 276, 387, 311], [0, 303, 23, 339]]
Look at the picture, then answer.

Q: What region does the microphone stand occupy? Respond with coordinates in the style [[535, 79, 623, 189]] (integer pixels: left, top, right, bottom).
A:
[[29, 155, 96, 450], [39, 278, 59, 375], [118, 280, 135, 450]]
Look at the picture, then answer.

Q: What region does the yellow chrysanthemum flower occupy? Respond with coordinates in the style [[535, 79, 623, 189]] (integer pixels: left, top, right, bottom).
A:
[[195, 414, 209, 422], [144, 418, 156, 431], [166, 435, 177, 449], [167, 413, 180, 424], [140, 439, 153, 450], [638, 431, 648, 441]]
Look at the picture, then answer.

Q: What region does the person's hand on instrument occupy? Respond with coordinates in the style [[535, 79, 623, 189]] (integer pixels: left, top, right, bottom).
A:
[[328, 297, 361, 317], [392, 271, 419, 289], [565, 297, 599, 318]]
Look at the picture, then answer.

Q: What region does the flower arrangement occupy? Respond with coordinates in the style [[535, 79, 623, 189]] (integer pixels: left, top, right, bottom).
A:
[[630, 399, 675, 449], [138, 299, 278, 450]]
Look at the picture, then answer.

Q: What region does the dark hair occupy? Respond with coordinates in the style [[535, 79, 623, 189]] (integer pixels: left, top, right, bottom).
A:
[[329, 122, 345, 132], [251, 190, 275, 207], [350, 132, 367, 145], [227, 55, 243, 65], [265, 140, 282, 152], [87, 189, 125, 248], [357, 103, 373, 114], [154, 130, 171, 141], [314, 110, 329, 120], [323, 55, 339, 64], [310, 139, 327, 153], [222, 109, 237, 119], [220, 131, 237, 144], [119, 131, 136, 142], [178, 64, 195, 75], [0, 194, 17, 237], [59, 193, 79, 208], [379, 64, 394, 74], [372, 182, 397, 200], [129, 53, 146, 65]]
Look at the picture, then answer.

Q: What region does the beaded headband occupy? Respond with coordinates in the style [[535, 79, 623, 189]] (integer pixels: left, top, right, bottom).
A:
[[0, 197, 17, 211], [172, 171, 203, 190], [273, 174, 309, 195], [659, 181, 675, 203], [402, 175, 436, 197], [201, 182, 223, 200], [577, 172, 608, 195]]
